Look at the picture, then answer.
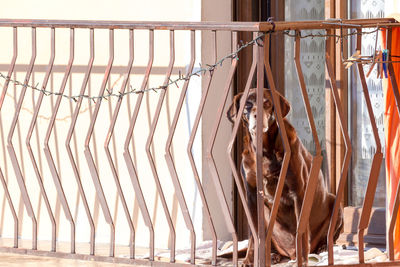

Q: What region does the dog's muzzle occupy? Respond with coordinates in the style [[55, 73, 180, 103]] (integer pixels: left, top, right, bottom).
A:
[[249, 113, 270, 135]]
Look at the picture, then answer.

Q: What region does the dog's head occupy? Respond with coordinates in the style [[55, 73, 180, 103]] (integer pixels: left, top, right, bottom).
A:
[[227, 88, 290, 135]]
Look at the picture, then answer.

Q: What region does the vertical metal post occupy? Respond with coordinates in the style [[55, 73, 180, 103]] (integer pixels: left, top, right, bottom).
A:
[[55, 28, 95, 256], [263, 33, 291, 267], [164, 30, 196, 264], [205, 31, 239, 266], [294, 31, 324, 266], [227, 31, 259, 267], [105, 29, 137, 260], [188, 30, 218, 265], [325, 51, 352, 265], [7, 27, 38, 250], [256, 33, 266, 267], [144, 30, 177, 262], [65, 28, 96, 255], [83, 29, 115, 257], [124, 30, 159, 260], [26, 27, 57, 252], [0, 26, 19, 249], [355, 28, 383, 264]]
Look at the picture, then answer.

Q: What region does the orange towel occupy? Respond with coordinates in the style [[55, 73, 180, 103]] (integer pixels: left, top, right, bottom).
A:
[[383, 27, 400, 260]]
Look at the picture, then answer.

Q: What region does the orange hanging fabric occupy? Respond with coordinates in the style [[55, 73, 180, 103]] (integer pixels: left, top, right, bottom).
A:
[[383, 26, 400, 260]]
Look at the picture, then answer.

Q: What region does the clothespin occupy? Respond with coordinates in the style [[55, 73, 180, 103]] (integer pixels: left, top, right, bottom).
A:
[[366, 50, 380, 78], [377, 51, 383, 79], [344, 50, 361, 69], [382, 49, 388, 78]]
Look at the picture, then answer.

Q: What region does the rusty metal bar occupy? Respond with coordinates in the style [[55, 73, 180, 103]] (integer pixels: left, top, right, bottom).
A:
[[0, 170, 17, 245], [43, 29, 78, 251], [263, 33, 291, 267], [187, 30, 217, 266], [325, 52, 352, 265], [206, 31, 239, 266], [0, 19, 260, 31], [164, 30, 196, 264], [293, 32, 322, 167], [258, 18, 397, 32], [123, 30, 165, 261], [107, 78, 119, 227], [0, 27, 18, 248], [6, 27, 38, 250], [105, 29, 138, 260], [40, 33, 77, 254], [0, 18, 397, 31], [256, 34, 266, 267], [0, 27, 17, 108], [355, 29, 383, 264], [44, 28, 83, 253], [26, 27, 57, 252], [144, 30, 176, 262], [387, 27, 400, 262], [83, 29, 115, 257], [37, 30, 76, 254], [64, 28, 96, 255], [107, 28, 154, 260], [293, 31, 324, 266], [46, 28, 95, 256], [227, 31, 259, 267]]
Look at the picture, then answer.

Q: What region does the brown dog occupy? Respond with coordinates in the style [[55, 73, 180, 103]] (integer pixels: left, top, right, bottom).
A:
[[227, 88, 343, 264]]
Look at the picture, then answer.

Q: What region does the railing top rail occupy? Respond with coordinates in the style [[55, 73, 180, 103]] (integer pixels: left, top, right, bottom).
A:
[[0, 19, 260, 31], [0, 18, 397, 31], [259, 18, 398, 31]]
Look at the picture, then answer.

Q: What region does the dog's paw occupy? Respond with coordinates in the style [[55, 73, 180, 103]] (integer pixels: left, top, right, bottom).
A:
[[241, 257, 253, 266], [242, 250, 254, 266], [241, 261, 252, 266], [315, 243, 328, 254], [240, 253, 282, 265], [271, 253, 282, 264]]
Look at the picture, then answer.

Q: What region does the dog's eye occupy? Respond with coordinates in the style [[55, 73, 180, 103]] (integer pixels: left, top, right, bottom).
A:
[[264, 101, 271, 109], [245, 101, 253, 110]]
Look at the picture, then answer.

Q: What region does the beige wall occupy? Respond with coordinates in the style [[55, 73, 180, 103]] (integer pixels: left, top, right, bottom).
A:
[[201, 0, 233, 243], [0, 0, 234, 254]]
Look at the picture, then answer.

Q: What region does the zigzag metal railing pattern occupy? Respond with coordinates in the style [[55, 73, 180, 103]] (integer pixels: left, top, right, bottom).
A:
[[0, 27, 18, 249], [355, 29, 383, 264], [7, 27, 38, 251], [206, 31, 239, 266], [188, 30, 218, 266], [325, 46, 352, 267], [0, 18, 398, 267], [227, 32, 258, 266], [293, 31, 323, 266], [28, 27, 57, 253], [107, 28, 137, 260], [145, 30, 178, 263], [65, 28, 95, 255]]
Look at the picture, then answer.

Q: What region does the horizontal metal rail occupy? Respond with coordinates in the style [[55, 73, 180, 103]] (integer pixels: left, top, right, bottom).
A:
[[0, 18, 397, 31]]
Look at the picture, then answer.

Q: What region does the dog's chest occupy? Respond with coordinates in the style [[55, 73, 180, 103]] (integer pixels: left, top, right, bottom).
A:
[[262, 155, 296, 208]]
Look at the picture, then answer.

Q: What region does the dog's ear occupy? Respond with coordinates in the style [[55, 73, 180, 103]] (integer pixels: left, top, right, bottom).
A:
[[274, 90, 291, 118], [226, 92, 243, 123]]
